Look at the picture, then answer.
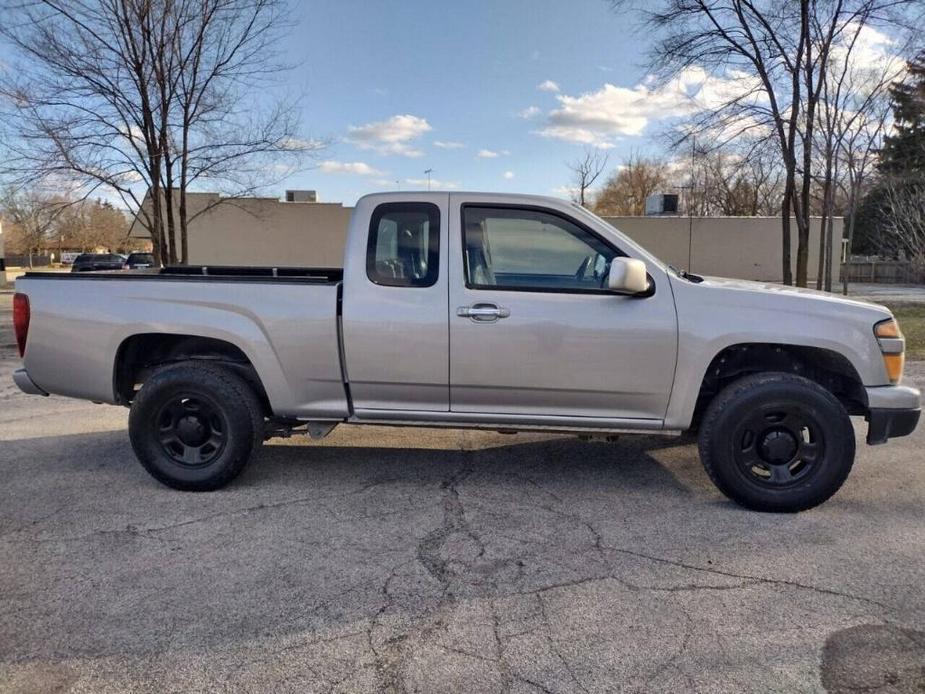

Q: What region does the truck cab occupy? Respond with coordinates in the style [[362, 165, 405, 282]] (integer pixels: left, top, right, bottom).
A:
[[341, 193, 677, 427]]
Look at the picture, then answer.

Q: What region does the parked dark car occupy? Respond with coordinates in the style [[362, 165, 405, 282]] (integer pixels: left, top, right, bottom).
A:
[[123, 252, 157, 270], [70, 253, 126, 272]]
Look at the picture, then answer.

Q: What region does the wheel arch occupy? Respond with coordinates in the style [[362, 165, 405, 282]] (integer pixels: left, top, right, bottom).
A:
[[113, 332, 270, 412], [685, 342, 867, 430]]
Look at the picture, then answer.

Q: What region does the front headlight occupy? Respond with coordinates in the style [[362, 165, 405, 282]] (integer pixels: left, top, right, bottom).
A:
[[874, 318, 905, 384]]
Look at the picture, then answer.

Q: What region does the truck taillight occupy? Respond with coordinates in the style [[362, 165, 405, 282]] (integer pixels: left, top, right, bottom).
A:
[[13, 293, 30, 358]]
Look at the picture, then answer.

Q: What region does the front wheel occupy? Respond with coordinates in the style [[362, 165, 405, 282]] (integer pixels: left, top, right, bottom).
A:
[[129, 361, 265, 491], [698, 372, 855, 512]]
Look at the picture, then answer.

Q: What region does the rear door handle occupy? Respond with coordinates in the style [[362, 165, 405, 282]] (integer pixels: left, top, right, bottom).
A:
[[456, 303, 511, 322]]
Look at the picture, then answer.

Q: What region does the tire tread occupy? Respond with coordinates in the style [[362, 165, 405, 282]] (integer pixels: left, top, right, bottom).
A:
[[128, 361, 265, 491], [698, 371, 855, 512]]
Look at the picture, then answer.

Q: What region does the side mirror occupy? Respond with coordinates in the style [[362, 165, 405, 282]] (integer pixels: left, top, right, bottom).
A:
[[607, 257, 649, 295]]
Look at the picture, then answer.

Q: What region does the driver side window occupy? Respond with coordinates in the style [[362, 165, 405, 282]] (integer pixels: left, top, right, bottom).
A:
[[462, 206, 618, 292]]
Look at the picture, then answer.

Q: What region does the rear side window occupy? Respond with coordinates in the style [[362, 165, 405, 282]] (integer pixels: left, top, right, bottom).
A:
[[367, 202, 440, 287]]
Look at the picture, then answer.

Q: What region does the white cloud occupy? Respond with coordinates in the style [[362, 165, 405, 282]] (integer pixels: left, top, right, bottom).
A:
[[405, 177, 460, 190], [503, 171, 515, 180], [538, 80, 561, 93], [319, 160, 384, 176], [434, 140, 465, 149], [832, 22, 905, 79], [477, 149, 500, 158], [346, 114, 432, 157], [518, 106, 541, 119], [535, 67, 763, 147]]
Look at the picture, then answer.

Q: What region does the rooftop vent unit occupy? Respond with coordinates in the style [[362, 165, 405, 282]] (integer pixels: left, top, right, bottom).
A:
[[645, 193, 679, 216], [285, 189, 317, 203]]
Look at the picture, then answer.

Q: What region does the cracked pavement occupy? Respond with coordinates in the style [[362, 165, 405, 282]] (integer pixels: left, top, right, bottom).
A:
[[1, 291, 924, 692]]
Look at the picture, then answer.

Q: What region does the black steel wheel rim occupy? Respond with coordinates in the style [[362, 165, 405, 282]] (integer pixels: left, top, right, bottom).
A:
[[732, 403, 825, 488], [155, 393, 228, 467]]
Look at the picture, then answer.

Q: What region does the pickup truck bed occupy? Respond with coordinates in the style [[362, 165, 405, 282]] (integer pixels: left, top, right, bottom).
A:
[[18, 266, 350, 418]]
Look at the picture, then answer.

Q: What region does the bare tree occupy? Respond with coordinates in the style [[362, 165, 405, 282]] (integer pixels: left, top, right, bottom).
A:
[[0, 188, 63, 266], [567, 147, 610, 206], [593, 155, 669, 216], [0, 0, 317, 266], [838, 97, 892, 294], [687, 143, 784, 216], [56, 198, 131, 253], [812, 19, 908, 291], [613, 0, 921, 286], [879, 177, 925, 267]]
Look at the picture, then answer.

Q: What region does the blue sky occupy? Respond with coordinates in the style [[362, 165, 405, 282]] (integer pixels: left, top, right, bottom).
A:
[[0, 1, 904, 207], [276, 0, 663, 204]]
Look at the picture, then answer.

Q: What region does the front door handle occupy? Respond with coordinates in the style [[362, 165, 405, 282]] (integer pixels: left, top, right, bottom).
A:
[[456, 303, 511, 322]]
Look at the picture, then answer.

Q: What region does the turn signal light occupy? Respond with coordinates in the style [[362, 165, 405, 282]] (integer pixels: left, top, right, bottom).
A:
[[13, 293, 30, 358], [874, 318, 904, 384], [883, 353, 905, 384]]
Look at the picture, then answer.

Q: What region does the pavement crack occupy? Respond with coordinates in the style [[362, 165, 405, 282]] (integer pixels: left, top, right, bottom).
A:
[[642, 595, 695, 690], [537, 593, 590, 694], [414, 464, 482, 599], [367, 560, 410, 694], [603, 546, 892, 611], [489, 598, 514, 691]]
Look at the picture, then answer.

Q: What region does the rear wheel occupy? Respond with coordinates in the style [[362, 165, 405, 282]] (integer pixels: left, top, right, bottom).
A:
[[698, 372, 855, 512], [129, 361, 264, 491]]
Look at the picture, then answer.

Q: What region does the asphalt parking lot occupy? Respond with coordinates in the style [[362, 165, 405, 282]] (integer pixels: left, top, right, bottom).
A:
[[1, 289, 924, 693]]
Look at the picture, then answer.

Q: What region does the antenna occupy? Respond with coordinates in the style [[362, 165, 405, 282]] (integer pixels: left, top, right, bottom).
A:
[[424, 168, 434, 191], [687, 136, 695, 272]]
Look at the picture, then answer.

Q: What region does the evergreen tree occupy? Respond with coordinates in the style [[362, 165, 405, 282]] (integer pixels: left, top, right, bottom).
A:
[[879, 51, 925, 176], [853, 53, 925, 257]]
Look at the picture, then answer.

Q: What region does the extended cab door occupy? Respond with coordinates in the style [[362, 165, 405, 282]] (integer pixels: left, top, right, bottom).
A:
[[448, 195, 678, 422], [341, 194, 450, 411]]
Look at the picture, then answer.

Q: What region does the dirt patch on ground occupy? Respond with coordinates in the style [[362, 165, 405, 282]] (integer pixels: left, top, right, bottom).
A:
[[821, 624, 925, 693]]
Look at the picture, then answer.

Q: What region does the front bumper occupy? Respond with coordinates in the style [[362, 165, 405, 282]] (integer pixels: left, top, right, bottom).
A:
[[12, 369, 48, 396], [864, 384, 921, 444]]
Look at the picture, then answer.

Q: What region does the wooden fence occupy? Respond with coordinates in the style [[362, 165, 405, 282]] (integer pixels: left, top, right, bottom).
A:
[[843, 259, 925, 284]]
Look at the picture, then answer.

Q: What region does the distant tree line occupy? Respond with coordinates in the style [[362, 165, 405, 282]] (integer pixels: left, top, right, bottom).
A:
[[0, 192, 137, 266], [0, 190, 136, 266]]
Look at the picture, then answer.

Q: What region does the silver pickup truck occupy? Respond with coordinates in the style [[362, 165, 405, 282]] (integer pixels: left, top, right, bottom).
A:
[[12, 192, 921, 511]]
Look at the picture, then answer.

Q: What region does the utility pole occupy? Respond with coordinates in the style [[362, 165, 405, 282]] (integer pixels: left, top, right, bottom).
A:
[[424, 168, 433, 191]]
